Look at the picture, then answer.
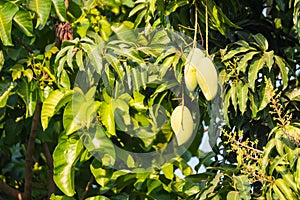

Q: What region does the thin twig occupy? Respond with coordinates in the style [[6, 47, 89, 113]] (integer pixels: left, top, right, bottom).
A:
[[14, 38, 33, 54], [0, 180, 23, 200], [42, 142, 55, 198], [24, 101, 43, 200], [80, 176, 95, 200]]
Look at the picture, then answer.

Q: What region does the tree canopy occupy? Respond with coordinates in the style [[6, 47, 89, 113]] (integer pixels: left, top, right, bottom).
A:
[[0, 0, 300, 199]]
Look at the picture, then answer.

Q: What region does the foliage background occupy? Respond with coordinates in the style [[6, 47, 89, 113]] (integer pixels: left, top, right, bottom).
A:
[[0, 0, 300, 199]]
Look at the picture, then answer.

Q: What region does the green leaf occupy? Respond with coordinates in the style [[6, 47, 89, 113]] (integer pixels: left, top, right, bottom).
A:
[[248, 56, 265, 91], [264, 50, 274, 70], [237, 51, 259, 73], [262, 138, 276, 170], [52, 0, 66, 22], [50, 194, 76, 200], [230, 83, 238, 111], [75, 49, 84, 71], [85, 196, 110, 200], [258, 77, 273, 111], [162, 163, 174, 180], [13, 9, 33, 37], [0, 50, 4, 71], [252, 33, 269, 51], [237, 82, 248, 114], [90, 160, 113, 187], [0, 82, 14, 108], [274, 55, 288, 89], [0, 2, 19, 46], [233, 175, 251, 200], [222, 46, 252, 61], [99, 90, 115, 136], [81, 43, 103, 74], [41, 90, 73, 130], [274, 178, 297, 200], [53, 135, 84, 196], [27, 0, 52, 29], [285, 87, 300, 101], [226, 191, 241, 200], [128, 3, 145, 17]]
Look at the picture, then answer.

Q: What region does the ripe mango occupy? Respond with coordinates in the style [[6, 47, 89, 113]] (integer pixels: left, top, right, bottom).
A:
[[170, 105, 194, 145], [184, 48, 205, 92], [195, 57, 218, 101]]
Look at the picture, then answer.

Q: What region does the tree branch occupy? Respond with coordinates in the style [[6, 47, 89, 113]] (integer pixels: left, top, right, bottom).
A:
[[24, 101, 43, 200], [42, 142, 55, 198], [80, 176, 95, 200], [0, 180, 23, 200]]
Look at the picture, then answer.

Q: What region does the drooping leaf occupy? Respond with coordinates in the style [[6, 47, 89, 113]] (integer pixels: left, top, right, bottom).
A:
[[237, 82, 248, 114], [248, 56, 265, 91], [27, 0, 52, 29], [0, 2, 19, 46], [274, 55, 289, 89], [53, 135, 84, 196], [258, 77, 273, 111]]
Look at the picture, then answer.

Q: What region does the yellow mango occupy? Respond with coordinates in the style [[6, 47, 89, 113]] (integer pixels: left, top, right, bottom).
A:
[[184, 48, 205, 92], [195, 57, 218, 101], [170, 105, 194, 145]]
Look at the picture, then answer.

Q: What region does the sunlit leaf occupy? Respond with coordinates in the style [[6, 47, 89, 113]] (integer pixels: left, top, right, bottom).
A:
[[27, 0, 52, 29], [0, 2, 19, 46], [13, 9, 33, 37], [52, 0, 66, 22], [53, 135, 84, 196]]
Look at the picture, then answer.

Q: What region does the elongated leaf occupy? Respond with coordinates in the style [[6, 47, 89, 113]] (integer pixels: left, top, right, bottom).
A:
[[222, 46, 251, 61], [258, 77, 273, 111], [272, 183, 287, 200], [128, 3, 145, 17], [27, 0, 52, 29], [230, 83, 238, 111], [248, 56, 265, 91], [52, 0, 66, 22], [275, 178, 297, 200], [262, 138, 276, 171], [13, 9, 33, 37], [53, 136, 84, 196], [0, 2, 19, 46], [274, 55, 288, 89], [0, 82, 14, 108], [99, 100, 115, 136], [0, 50, 3, 71], [81, 43, 103, 74], [237, 82, 248, 114]]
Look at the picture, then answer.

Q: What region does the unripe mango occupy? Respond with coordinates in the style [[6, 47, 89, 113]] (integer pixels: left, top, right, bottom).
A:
[[184, 48, 205, 92], [170, 105, 194, 145], [195, 57, 218, 101]]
